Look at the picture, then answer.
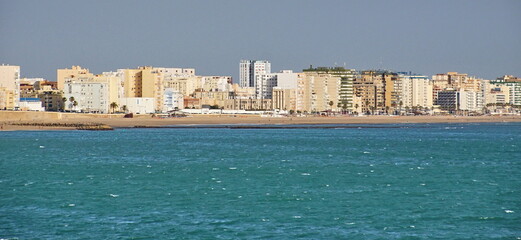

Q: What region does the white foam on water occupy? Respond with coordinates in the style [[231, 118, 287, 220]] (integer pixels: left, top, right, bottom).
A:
[[345, 222, 355, 225], [301, 173, 311, 176], [293, 216, 302, 219], [39, 146, 45, 149], [109, 194, 119, 198], [505, 210, 514, 213], [68, 204, 75, 207], [212, 168, 219, 171], [229, 167, 237, 170], [363, 151, 370, 154]]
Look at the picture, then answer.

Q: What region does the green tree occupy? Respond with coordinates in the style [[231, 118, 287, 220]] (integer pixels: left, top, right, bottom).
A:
[[61, 97, 67, 111], [328, 101, 334, 115]]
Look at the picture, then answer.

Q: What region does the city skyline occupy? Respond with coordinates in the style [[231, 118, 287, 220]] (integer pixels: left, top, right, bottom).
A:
[[1, 0, 520, 81]]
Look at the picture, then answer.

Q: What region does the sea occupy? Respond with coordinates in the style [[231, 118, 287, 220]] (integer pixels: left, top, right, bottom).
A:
[[0, 123, 520, 239]]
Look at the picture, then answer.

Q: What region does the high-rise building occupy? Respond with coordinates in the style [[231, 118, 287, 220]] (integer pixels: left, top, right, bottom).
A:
[[303, 66, 356, 111], [297, 70, 340, 113], [239, 60, 270, 88], [354, 70, 398, 114], [398, 73, 433, 109]]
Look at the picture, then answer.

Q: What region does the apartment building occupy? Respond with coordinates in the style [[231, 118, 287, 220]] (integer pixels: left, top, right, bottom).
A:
[[240, 60, 270, 88], [0, 64, 20, 109]]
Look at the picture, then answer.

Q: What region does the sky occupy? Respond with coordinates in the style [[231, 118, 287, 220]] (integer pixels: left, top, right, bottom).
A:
[[0, 0, 520, 82]]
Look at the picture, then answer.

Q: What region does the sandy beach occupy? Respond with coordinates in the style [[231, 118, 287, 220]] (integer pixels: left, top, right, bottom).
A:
[[1, 111, 520, 131]]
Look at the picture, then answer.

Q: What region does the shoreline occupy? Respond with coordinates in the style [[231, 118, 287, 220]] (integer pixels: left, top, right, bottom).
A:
[[1, 112, 521, 131]]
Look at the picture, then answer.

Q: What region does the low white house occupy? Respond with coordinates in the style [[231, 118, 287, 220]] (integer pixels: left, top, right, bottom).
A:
[[19, 98, 45, 111], [120, 98, 155, 114]]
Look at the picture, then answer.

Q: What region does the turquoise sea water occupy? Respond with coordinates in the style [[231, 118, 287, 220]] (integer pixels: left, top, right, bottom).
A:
[[1, 123, 520, 239]]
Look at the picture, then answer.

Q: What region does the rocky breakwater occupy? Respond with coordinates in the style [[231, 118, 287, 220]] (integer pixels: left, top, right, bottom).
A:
[[8, 122, 114, 131]]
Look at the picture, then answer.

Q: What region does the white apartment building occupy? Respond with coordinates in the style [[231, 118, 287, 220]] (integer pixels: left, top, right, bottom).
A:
[[240, 60, 271, 88], [63, 79, 110, 113], [163, 88, 184, 112], [399, 73, 433, 108], [255, 73, 277, 99], [459, 90, 483, 112]]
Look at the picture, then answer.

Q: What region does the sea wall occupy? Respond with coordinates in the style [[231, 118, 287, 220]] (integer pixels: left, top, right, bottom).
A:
[[0, 111, 62, 121], [0, 111, 129, 121]]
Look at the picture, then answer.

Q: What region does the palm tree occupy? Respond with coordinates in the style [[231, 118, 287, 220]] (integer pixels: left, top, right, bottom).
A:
[[110, 102, 119, 114], [61, 97, 67, 111], [354, 104, 359, 115], [68, 96, 75, 111], [121, 105, 128, 113]]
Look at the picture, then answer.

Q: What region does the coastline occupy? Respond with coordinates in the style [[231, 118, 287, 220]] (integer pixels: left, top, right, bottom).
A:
[[1, 111, 521, 131]]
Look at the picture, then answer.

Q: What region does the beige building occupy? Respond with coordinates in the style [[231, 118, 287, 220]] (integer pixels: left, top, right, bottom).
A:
[[354, 71, 398, 114], [164, 75, 202, 97], [303, 67, 356, 112], [119, 66, 188, 112], [272, 87, 297, 111], [483, 81, 510, 106], [57, 66, 93, 90], [296, 72, 340, 113], [0, 87, 15, 110], [0, 65, 21, 109], [38, 90, 64, 112], [432, 72, 482, 92], [224, 98, 272, 110]]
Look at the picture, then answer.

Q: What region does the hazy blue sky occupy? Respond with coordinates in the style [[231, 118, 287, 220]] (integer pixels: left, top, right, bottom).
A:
[[1, 0, 520, 81]]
